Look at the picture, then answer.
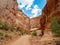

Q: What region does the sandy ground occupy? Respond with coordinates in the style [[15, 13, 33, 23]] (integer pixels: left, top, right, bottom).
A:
[[7, 35, 32, 45], [6, 32, 58, 45]]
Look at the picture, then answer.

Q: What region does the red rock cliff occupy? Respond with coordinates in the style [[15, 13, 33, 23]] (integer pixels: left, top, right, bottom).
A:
[[0, 0, 30, 31], [30, 16, 41, 29], [40, 0, 60, 34]]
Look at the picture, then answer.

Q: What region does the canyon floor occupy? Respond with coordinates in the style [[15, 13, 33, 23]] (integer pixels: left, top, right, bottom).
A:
[[7, 35, 31, 45], [6, 34, 58, 45]]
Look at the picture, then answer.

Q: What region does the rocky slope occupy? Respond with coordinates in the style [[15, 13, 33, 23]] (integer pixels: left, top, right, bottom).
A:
[[0, 0, 30, 31]]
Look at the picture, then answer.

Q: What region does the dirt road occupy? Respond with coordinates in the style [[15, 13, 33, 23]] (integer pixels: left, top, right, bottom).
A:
[[8, 35, 31, 45]]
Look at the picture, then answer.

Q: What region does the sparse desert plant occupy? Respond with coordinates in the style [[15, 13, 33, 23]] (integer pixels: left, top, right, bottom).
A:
[[0, 20, 4, 29], [10, 25, 17, 31], [0, 20, 10, 30], [2, 23, 10, 30], [51, 17, 60, 36], [0, 32, 3, 37], [32, 31, 37, 36], [5, 34, 12, 39], [39, 34, 43, 36], [18, 30, 26, 35], [20, 30, 25, 35], [0, 32, 4, 39]]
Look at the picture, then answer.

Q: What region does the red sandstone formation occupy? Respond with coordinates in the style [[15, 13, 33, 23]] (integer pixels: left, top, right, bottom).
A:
[[40, 0, 60, 35], [30, 16, 41, 29], [0, 0, 30, 31]]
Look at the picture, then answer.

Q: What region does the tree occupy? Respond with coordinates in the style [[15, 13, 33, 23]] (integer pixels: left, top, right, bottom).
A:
[[51, 17, 60, 36]]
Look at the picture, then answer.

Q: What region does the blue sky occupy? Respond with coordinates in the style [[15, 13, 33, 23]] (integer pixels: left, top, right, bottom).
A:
[[17, 0, 46, 18]]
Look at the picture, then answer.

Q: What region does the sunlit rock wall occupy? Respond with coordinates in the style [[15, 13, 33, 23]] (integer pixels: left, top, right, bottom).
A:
[[0, 0, 30, 31]]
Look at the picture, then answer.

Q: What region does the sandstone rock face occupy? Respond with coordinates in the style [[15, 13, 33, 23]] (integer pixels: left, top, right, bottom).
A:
[[43, 0, 60, 21], [43, 0, 56, 16], [0, 0, 30, 31], [15, 11, 30, 31], [30, 16, 41, 29], [41, 0, 60, 34]]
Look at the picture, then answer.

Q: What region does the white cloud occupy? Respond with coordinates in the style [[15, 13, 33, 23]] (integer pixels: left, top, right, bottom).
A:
[[17, 0, 34, 10], [30, 5, 42, 18], [18, 4, 25, 9], [17, 0, 42, 18]]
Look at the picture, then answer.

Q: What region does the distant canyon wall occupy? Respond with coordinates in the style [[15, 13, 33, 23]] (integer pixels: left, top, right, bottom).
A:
[[30, 16, 41, 29]]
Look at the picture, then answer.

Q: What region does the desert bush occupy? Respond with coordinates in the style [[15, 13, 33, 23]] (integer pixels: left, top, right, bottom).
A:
[[51, 17, 60, 36], [2, 23, 10, 30], [19, 30, 25, 35], [5, 34, 12, 39], [0, 32, 4, 39], [0, 20, 10, 30], [10, 25, 17, 30], [0, 32, 3, 37], [32, 31, 37, 36]]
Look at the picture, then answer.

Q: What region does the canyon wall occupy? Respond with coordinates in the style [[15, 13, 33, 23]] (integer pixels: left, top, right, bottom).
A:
[[43, 0, 60, 22], [43, 0, 60, 27], [40, 0, 60, 34], [30, 16, 41, 29], [0, 0, 30, 31]]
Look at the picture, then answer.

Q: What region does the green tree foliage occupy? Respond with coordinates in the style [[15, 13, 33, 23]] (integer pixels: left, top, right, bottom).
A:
[[51, 17, 60, 36]]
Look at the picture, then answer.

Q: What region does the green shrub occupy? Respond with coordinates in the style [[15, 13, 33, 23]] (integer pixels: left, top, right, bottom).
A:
[[2, 23, 10, 30], [51, 17, 60, 36], [32, 31, 37, 36], [0, 32, 3, 37], [0, 20, 10, 30], [0, 32, 4, 39]]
